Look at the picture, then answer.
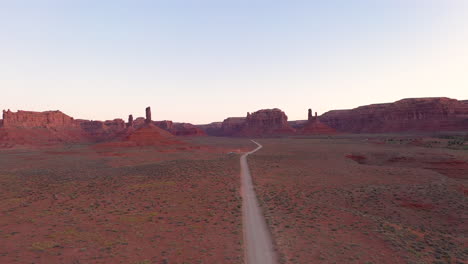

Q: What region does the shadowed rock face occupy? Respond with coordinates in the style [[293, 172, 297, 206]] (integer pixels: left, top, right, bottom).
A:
[[196, 122, 223, 136], [170, 123, 206, 136], [320, 97, 468, 133], [154, 121, 206, 136], [145, 107, 151, 124], [221, 117, 247, 136], [77, 119, 127, 142], [128, 115, 134, 127]]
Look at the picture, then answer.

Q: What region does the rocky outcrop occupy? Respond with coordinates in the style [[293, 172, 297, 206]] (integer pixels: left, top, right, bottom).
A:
[[145, 107, 152, 124], [221, 117, 246, 136], [127, 115, 134, 127], [153, 120, 205, 136], [0, 110, 84, 147], [2, 110, 75, 128], [133, 117, 146, 129], [169, 123, 206, 136], [241, 108, 295, 136], [124, 124, 180, 146], [288, 120, 308, 130], [218, 109, 295, 137], [154, 120, 173, 131], [77, 119, 127, 142], [320, 97, 468, 133], [196, 122, 223, 136], [300, 109, 337, 134]]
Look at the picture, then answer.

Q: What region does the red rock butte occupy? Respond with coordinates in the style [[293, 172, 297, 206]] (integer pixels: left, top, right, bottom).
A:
[[300, 109, 337, 135], [1, 97, 467, 147], [319, 97, 468, 133], [0, 106, 203, 147]]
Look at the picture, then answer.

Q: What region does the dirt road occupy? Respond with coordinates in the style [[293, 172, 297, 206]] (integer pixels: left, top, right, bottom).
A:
[[241, 140, 277, 264]]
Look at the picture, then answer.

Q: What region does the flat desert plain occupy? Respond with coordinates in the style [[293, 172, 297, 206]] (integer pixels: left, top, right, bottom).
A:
[[249, 135, 467, 264], [0, 137, 252, 264], [1, 135, 467, 264]]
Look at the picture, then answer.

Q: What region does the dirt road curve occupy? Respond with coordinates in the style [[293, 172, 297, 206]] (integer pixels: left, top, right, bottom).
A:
[[241, 140, 277, 264]]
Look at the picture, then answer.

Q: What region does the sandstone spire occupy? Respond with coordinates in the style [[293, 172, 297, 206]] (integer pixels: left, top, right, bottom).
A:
[[145, 107, 151, 124], [128, 114, 134, 127]]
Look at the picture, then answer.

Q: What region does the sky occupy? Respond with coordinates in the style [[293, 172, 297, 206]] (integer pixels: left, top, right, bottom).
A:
[[1, 0, 467, 124]]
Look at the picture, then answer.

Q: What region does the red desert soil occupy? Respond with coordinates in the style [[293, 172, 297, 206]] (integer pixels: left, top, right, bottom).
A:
[[0, 137, 253, 264], [248, 135, 467, 264]]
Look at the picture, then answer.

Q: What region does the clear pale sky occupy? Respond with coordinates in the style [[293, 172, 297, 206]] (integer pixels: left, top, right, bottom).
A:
[[1, 0, 467, 124]]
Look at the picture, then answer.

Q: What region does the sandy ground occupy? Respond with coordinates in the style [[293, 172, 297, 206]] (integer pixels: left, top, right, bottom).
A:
[[241, 140, 277, 264]]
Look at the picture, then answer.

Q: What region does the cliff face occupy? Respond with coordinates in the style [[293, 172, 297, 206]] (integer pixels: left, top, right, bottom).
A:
[[2, 110, 75, 128], [242, 108, 295, 136], [0, 110, 82, 147], [221, 117, 246, 136], [77, 119, 127, 142], [196, 122, 223, 136], [152, 120, 206, 136], [217, 109, 295, 137], [169, 123, 206, 136], [320, 98, 468, 133]]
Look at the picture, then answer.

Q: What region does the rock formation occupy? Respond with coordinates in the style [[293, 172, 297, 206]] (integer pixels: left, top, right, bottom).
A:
[[2, 110, 75, 128], [152, 120, 206, 136], [0, 110, 83, 147], [301, 110, 337, 135], [145, 107, 151, 124], [210, 109, 296, 137], [196, 122, 223, 136], [288, 120, 308, 130], [221, 117, 247, 136], [78, 119, 127, 142], [320, 97, 468, 133], [241, 108, 295, 136], [128, 115, 134, 127], [124, 124, 180, 146], [132, 117, 146, 129], [154, 120, 173, 131], [169, 123, 206, 136]]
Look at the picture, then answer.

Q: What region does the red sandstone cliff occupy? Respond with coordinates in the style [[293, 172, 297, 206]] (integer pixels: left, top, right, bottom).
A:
[[221, 117, 246, 136], [216, 109, 295, 137], [2, 110, 75, 128], [0, 110, 83, 147], [77, 119, 127, 142], [320, 97, 468, 133], [241, 109, 295, 136], [154, 121, 206, 136], [196, 122, 223, 136]]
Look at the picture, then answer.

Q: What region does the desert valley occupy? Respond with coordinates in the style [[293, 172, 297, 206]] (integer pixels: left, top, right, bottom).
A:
[[0, 97, 467, 264]]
